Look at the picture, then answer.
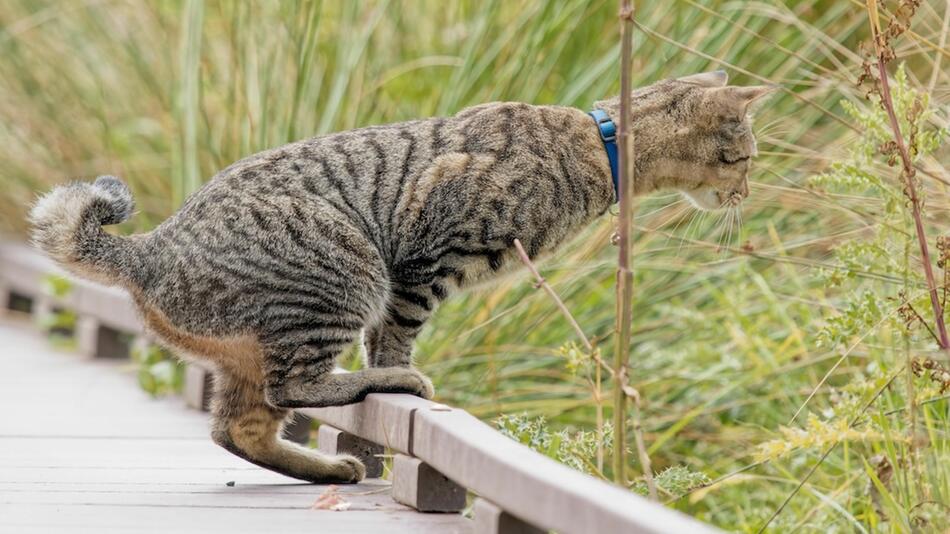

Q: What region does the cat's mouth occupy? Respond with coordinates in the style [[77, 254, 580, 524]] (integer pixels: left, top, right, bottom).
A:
[[681, 187, 746, 211]]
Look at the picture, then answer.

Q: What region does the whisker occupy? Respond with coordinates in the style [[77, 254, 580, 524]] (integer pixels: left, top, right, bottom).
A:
[[660, 202, 692, 230], [636, 199, 685, 221], [713, 208, 728, 255], [719, 212, 727, 256], [690, 209, 711, 256], [736, 207, 744, 247], [664, 203, 695, 249], [715, 199, 731, 255], [676, 207, 704, 258], [726, 208, 736, 255]]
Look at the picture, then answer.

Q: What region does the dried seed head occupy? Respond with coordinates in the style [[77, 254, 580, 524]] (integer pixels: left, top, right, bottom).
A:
[[936, 236, 949, 269]]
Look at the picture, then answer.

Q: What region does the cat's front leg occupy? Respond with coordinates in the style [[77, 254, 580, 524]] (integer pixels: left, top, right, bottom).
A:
[[364, 284, 435, 368]]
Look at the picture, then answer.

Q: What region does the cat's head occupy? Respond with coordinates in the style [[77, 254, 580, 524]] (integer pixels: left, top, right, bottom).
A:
[[595, 71, 774, 210]]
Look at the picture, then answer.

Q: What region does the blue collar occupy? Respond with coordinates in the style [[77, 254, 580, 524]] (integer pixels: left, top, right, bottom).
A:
[[588, 109, 619, 202]]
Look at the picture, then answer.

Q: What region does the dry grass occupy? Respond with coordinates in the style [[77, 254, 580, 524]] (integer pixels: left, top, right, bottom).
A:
[[1, 1, 949, 530]]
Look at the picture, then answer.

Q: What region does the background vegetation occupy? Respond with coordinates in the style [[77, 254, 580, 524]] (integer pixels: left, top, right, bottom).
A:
[[1, 0, 949, 531]]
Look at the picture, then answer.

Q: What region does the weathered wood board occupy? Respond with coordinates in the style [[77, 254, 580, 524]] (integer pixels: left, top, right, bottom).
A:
[[0, 318, 471, 534]]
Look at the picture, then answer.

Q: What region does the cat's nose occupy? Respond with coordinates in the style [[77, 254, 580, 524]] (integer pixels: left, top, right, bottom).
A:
[[738, 181, 749, 198]]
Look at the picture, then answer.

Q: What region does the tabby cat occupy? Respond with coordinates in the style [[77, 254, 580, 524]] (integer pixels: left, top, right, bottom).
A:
[[30, 70, 771, 483]]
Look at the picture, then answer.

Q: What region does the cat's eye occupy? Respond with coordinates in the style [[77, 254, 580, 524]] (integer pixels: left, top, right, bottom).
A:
[[720, 120, 746, 138], [718, 152, 750, 165]]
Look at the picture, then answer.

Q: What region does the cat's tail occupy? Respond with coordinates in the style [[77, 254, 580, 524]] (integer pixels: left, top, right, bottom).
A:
[[29, 175, 138, 286]]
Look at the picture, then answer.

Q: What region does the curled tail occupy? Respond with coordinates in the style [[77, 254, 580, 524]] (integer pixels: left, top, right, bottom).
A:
[[29, 176, 137, 285]]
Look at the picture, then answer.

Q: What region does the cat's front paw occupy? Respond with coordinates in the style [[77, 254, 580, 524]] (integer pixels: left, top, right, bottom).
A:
[[410, 369, 435, 400], [386, 367, 435, 400]]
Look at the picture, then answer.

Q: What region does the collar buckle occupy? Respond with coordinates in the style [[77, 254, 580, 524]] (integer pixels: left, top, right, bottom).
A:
[[589, 109, 616, 142]]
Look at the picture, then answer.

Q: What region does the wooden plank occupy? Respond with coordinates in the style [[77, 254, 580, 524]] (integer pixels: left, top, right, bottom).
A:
[[0, 478, 405, 511], [301, 393, 430, 454], [0, 321, 208, 439], [0, 437, 255, 470], [0, 505, 473, 534], [71, 282, 141, 333], [0, 242, 49, 297], [411, 408, 719, 534], [3, 243, 711, 532], [305, 390, 719, 533], [0, 316, 473, 533], [0, 466, 301, 486]]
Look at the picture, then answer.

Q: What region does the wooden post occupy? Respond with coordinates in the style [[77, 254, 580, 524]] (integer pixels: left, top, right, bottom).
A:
[[0, 280, 10, 313], [283, 413, 313, 445], [76, 317, 130, 359], [473, 498, 544, 534], [32, 294, 53, 326], [76, 316, 100, 358], [392, 454, 466, 512], [317, 424, 384, 478], [183, 362, 213, 412], [3, 290, 33, 315]]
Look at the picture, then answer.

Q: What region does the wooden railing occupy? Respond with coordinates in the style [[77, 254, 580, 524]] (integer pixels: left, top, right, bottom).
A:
[[0, 241, 720, 534]]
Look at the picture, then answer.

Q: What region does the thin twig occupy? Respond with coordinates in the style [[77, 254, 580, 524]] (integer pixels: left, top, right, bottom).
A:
[[904, 301, 941, 346], [512, 239, 593, 352], [512, 238, 607, 475], [866, 0, 950, 351], [512, 238, 643, 393]]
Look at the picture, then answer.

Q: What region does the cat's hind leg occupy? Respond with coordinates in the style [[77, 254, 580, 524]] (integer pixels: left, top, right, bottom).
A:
[[210, 369, 365, 483]]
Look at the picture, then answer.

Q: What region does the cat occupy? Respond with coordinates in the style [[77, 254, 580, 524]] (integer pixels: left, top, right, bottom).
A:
[[30, 70, 771, 483]]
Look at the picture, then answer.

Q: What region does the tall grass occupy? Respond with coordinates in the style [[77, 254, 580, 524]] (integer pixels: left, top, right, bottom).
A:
[[1, 0, 948, 530]]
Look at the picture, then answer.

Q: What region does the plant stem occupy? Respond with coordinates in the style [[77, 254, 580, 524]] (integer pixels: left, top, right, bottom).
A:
[[613, 0, 633, 489], [903, 234, 919, 494], [866, 2, 950, 351], [596, 357, 604, 472], [174, 0, 204, 209], [511, 238, 605, 472], [613, 0, 656, 499]]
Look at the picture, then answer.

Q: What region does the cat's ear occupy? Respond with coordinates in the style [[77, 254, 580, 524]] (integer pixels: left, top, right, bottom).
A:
[[677, 70, 728, 87], [706, 85, 779, 115], [714, 85, 779, 113]]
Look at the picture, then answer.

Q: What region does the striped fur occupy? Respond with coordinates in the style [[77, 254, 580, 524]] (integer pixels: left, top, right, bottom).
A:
[[29, 73, 770, 483]]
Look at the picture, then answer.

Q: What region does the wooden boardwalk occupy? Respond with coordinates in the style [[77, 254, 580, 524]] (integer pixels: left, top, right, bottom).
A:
[[0, 316, 472, 534]]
